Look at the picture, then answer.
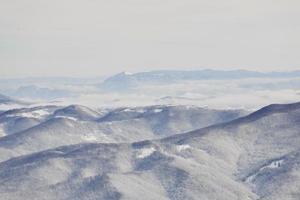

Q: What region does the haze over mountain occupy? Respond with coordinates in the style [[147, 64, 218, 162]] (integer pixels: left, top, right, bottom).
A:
[[0, 72, 299, 199], [2, 0, 299, 198], [1, 69, 299, 110], [0, 93, 28, 112], [0, 94, 24, 105], [98, 70, 300, 91]]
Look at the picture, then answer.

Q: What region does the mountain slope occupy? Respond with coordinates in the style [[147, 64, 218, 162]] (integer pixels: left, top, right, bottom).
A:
[[0, 94, 20, 105], [0, 105, 245, 162], [0, 105, 59, 137], [0, 93, 26, 107], [0, 142, 255, 200], [0, 102, 299, 199]]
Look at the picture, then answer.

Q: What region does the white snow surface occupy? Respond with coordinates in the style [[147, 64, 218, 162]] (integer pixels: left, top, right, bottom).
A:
[[54, 115, 78, 121], [153, 108, 163, 113], [176, 144, 191, 152], [6, 110, 50, 119], [136, 147, 156, 158]]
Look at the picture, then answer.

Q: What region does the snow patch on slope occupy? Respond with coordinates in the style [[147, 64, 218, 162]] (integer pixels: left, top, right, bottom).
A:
[[153, 108, 163, 113], [81, 134, 98, 142], [6, 109, 50, 119], [246, 159, 285, 184], [176, 144, 191, 152], [261, 159, 284, 170], [136, 147, 156, 159], [54, 116, 78, 121]]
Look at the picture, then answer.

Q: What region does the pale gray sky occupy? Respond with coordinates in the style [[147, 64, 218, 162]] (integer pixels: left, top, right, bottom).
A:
[[1, 0, 299, 77]]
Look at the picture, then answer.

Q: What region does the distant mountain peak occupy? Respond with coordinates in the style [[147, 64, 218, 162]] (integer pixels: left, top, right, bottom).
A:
[[98, 69, 300, 91]]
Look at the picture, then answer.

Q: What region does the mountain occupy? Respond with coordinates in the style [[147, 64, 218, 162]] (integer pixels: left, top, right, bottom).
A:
[[0, 105, 60, 137], [0, 94, 27, 112], [53, 105, 103, 121], [0, 105, 246, 162], [7, 85, 73, 100], [97, 105, 246, 137], [0, 93, 24, 105], [0, 102, 299, 199], [98, 70, 300, 91]]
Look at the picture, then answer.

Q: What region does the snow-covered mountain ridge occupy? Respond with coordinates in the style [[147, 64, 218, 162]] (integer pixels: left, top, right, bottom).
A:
[[0, 101, 299, 199], [0, 104, 246, 162]]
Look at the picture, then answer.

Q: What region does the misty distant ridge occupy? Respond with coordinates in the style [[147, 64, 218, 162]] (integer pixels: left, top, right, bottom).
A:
[[0, 94, 16, 105], [1, 69, 299, 110], [0, 93, 27, 106], [99, 69, 300, 91]]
